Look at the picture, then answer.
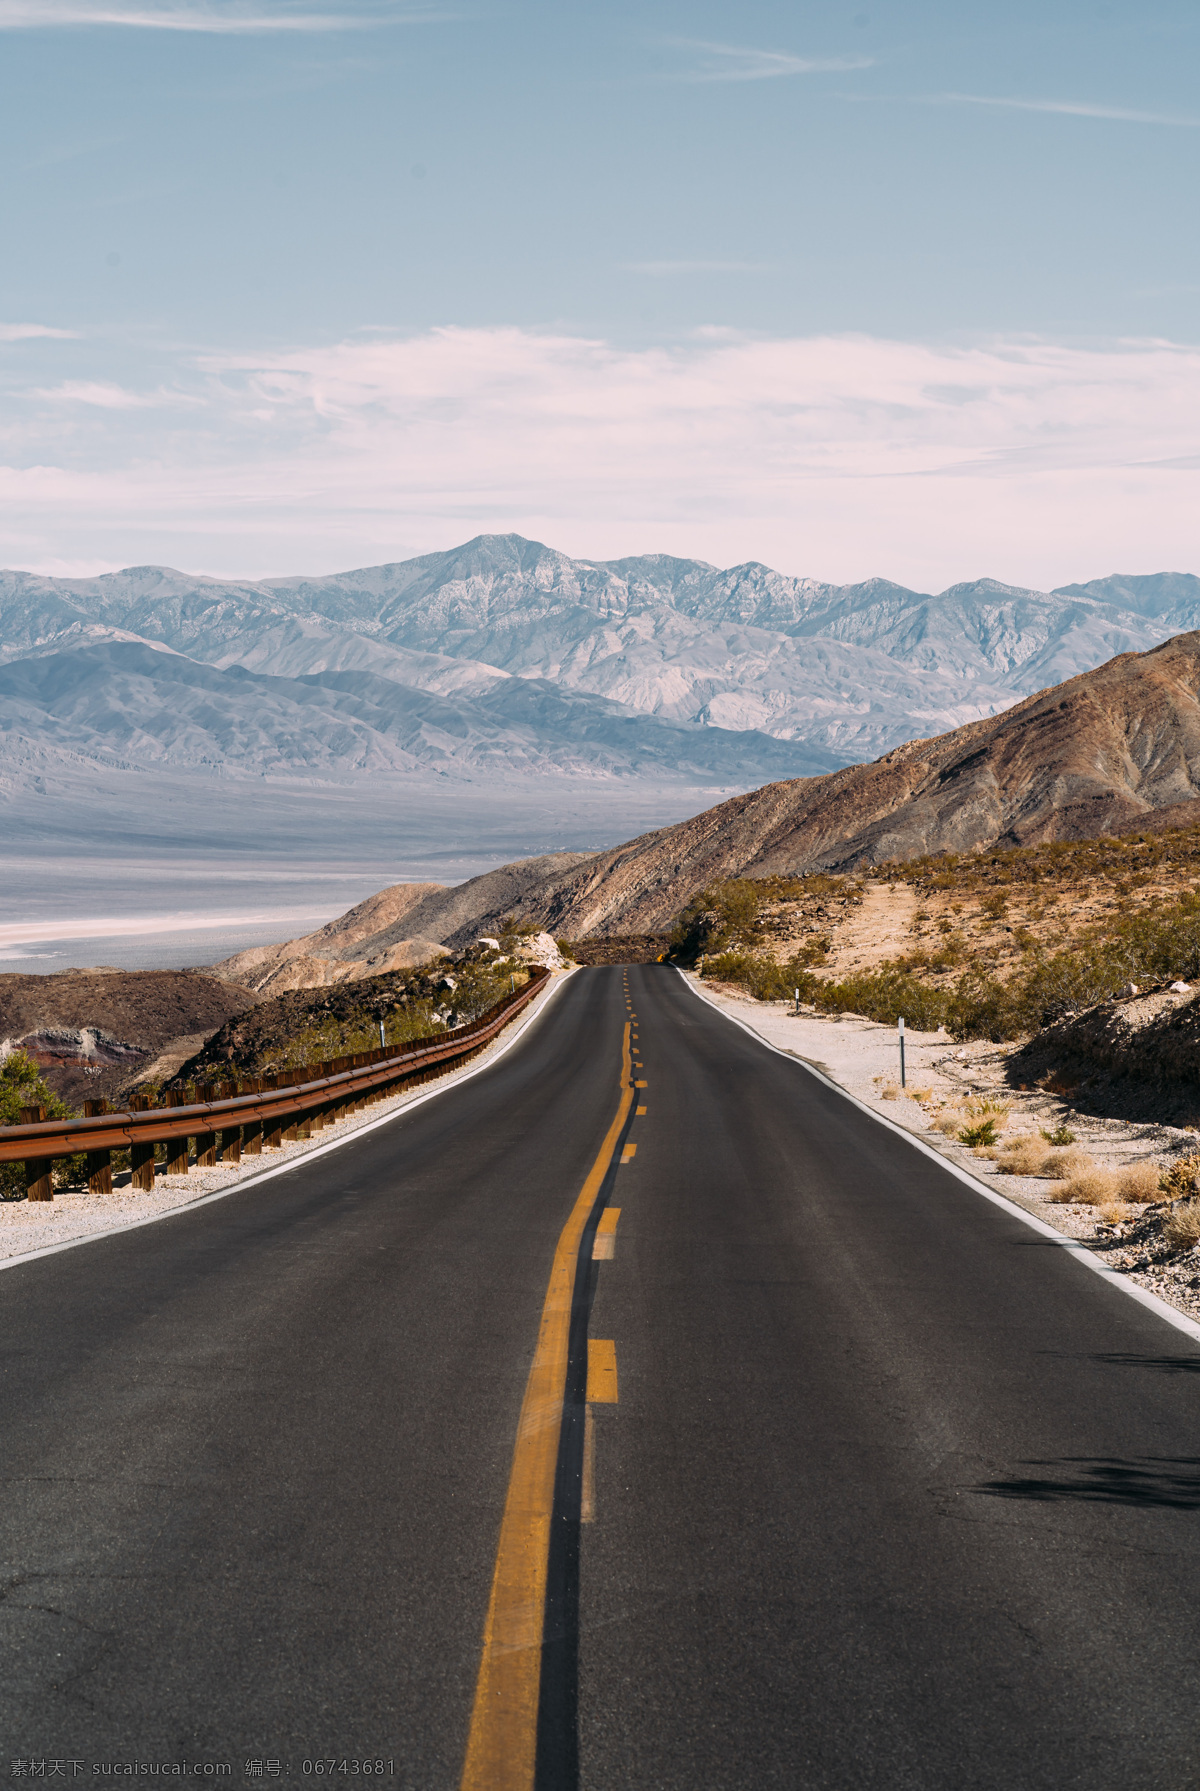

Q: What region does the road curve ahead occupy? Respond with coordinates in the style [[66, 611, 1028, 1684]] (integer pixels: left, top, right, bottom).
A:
[[3, 965, 1200, 1788]]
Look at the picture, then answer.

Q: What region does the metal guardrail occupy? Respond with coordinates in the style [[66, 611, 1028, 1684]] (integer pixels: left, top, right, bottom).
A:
[[0, 967, 551, 1200]]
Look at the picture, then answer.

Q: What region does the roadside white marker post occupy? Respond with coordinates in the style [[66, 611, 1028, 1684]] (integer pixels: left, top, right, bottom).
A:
[[898, 1015, 906, 1089], [794, 987, 800, 1013], [379, 1019, 386, 1050]]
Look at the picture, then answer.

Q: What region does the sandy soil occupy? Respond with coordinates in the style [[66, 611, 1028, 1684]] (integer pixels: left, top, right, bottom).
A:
[[690, 974, 1200, 1326], [0, 970, 570, 1266], [823, 881, 918, 976]]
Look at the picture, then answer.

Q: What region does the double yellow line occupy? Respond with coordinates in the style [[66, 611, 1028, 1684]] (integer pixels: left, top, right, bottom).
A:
[[460, 1021, 634, 1791]]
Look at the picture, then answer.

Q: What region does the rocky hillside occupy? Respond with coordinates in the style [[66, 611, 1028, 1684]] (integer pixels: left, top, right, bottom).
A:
[[210, 854, 590, 993], [0, 970, 258, 1106], [201, 629, 1200, 985], [496, 629, 1200, 938]]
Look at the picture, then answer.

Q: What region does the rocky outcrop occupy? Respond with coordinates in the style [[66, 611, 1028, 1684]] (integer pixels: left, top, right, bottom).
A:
[[210, 882, 447, 993], [1008, 986, 1200, 1124], [0, 969, 257, 1105]]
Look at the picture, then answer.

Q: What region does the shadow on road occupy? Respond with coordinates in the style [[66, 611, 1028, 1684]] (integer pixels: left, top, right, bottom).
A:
[[975, 1456, 1200, 1508]]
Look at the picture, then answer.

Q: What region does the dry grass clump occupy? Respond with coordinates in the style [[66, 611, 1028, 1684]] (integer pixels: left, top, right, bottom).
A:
[[1160, 1154, 1200, 1199], [1097, 1200, 1133, 1226], [996, 1134, 1049, 1176], [1116, 1162, 1162, 1205], [1041, 1146, 1094, 1181], [1162, 1200, 1200, 1251], [932, 1107, 966, 1137], [880, 1083, 900, 1100], [909, 1086, 933, 1103], [1051, 1167, 1118, 1206]]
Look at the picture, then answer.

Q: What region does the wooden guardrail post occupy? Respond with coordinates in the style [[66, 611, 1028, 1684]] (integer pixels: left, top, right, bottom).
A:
[[194, 1083, 217, 1168], [19, 1105, 53, 1201], [83, 1099, 113, 1193], [164, 1091, 189, 1175], [128, 1094, 156, 1189], [219, 1082, 241, 1163], [242, 1077, 263, 1155], [261, 1075, 283, 1149]]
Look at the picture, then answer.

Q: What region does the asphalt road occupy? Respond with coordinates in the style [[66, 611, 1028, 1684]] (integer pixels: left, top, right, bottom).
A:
[[3, 965, 1200, 1788]]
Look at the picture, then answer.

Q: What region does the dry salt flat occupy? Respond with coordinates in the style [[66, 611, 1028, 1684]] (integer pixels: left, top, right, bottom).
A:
[[0, 970, 573, 1268], [687, 972, 1200, 1326]]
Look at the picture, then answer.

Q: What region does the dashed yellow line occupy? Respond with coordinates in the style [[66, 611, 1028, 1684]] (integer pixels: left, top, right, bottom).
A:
[[460, 1023, 634, 1791], [592, 1207, 621, 1259], [586, 1338, 619, 1403]]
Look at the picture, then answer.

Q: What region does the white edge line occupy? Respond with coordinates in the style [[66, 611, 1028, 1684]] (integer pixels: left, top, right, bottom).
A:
[[0, 969, 579, 1276], [679, 969, 1200, 1348]]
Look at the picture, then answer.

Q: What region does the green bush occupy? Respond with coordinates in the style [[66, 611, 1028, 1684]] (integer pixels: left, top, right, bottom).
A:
[[1, 1050, 73, 1201], [959, 1119, 999, 1147]]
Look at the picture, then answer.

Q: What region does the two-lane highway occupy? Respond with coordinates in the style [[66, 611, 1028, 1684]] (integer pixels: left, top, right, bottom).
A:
[[3, 965, 1200, 1787]]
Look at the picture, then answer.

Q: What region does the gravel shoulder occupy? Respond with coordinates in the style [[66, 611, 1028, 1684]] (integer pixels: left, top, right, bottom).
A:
[[0, 969, 573, 1267], [689, 973, 1200, 1325]]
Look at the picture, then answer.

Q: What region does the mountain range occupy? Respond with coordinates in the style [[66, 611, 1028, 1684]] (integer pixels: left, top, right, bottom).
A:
[[5, 536, 1200, 791]]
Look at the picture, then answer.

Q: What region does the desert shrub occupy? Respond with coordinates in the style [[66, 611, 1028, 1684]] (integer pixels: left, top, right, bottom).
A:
[[672, 880, 761, 958], [960, 1118, 1000, 1147], [1117, 1162, 1162, 1204], [880, 1083, 900, 1100], [701, 951, 795, 1001], [933, 1107, 966, 1136], [556, 938, 577, 961], [498, 914, 541, 941], [1042, 1125, 1076, 1147], [909, 1086, 933, 1103], [1096, 1200, 1131, 1226], [1162, 1200, 1200, 1251], [805, 966, 951, 1030], [1160, 1154, 1200, 1199]]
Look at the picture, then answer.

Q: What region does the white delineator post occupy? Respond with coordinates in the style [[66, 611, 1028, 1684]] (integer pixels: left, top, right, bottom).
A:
[[898, 1015, 906, 1089]]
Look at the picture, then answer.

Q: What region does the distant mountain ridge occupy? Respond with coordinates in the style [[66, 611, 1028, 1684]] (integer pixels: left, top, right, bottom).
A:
[[3, 535, 1198, 775]]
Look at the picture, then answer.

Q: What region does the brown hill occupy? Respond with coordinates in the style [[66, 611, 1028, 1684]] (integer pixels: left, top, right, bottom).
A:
[[210, 881, 447, 993], [496, 630, 1200, 938], [0, 969, 258, 1106]]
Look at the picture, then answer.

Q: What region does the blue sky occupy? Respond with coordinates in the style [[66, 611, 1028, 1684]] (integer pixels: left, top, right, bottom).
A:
[[1, 0, 1197, 586]]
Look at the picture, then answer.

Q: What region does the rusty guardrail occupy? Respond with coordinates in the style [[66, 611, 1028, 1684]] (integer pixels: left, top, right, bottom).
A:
[[0, 967, 551, 1200]]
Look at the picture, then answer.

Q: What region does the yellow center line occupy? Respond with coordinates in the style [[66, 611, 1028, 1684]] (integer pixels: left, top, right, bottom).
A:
[[460, 1020, 634, 1791]]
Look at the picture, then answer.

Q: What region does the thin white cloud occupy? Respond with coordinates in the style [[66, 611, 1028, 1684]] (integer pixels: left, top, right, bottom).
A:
[[0, 2, 431, 30], [2, 327, 1199, 591], [621, 260, 771, 276], [667, 39, 873, 83], [937, 92, 1200, 128], [33, 379, 162, 407], [0, 322, 79, 341]]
